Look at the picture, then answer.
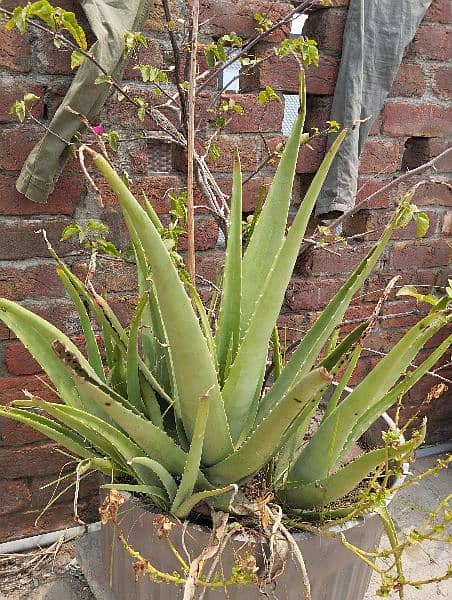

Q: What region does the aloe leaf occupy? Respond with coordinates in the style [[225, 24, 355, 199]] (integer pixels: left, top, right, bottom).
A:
[[15, 399, 133, 474], [240, 73, 307, 333], [101, 483, 168, 506], [324, 344, 362, 420], [290, 311, 451, 484], [189, 282, 217, 364], [140, 373, 163, 427], [56, 267, 105, 381], [216, 151, 242, 384], [281, 426, 425, 509], [131, 457, 178, 502], [222, 128, 348, 441], [0, 299, 100, 409], [342, 334, 452, 457], [0, 406, 98, 460], [55, 367, 191, 478], [172, 485, 237, 519], [127, 293, 148, 411], [206, 368, 332, 486], [171, 394, 210, 515], [92, 153, 233, 465], [258, 225, 394, 421], [124, 211, 172, 395]]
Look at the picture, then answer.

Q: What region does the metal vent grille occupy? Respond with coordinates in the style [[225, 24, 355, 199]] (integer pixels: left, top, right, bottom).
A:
[[282, 94, 300, 136], [148, 141, 172, 173]]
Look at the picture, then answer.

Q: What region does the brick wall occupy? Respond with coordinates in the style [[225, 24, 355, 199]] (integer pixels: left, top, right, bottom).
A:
[[0, 0, 450, 541]]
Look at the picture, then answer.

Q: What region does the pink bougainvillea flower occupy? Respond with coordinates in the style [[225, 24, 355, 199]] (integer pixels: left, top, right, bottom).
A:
[[91, 124, 104, 135]]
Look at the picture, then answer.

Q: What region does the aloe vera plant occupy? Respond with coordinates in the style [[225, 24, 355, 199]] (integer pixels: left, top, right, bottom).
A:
[[0, 77, 450, 521]]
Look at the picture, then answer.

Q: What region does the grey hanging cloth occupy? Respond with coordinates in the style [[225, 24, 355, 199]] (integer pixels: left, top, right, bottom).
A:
[[17, 0, 155, 204], [315, 0, 432, 218]]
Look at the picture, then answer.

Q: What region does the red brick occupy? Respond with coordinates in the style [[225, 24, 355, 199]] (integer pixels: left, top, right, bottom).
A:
[[424, 0, 452, 24], [0, 480, 31, 516], [402, 138, 452, 171], [195, 251, 224, 283], [286, 277, 345, 311], [364, 270, 437, 303], [0, 218, 78, 259], [359, 138, 402, 174], [390, 240, 451, 269], [97, 175, 181, 213], [179, 217, 219, 251], [296, 136, 327, 173], [276, 313, 310, 344], [37, 38, 73, 75], [129, 148, 150, 174], [144, 0, 180, 32], [0, 443, 71, 479], [72, 259, 137, 294], [356, 178, 392, 210], [382, 102, 452, 138], [390, 63, 426, 97], [0, 263, 64, 301], [411, 181, 452, 206], [29, 472, 99, 509], [298, 242, 374, 276], [380, 299, 428, 329], [205, 136, 258, 172], [305, 55, 339, 95], [0, 80, 44, 123], [432, 66, 452, 100], [303, 8, 347, 56], [0, 28, 30, 72], [0, 127, 42, 170], [218, 176, 273, 212], [409, 24, 451, 60], [442, 212, 452, 235], [0, 175, 83, 216], [259, 53, 301, 93], [0, 499, 98, 542], [5, 341, 42, 376], [222, 93, 284, 133], [124, 37, 164, 79], [199, 1, 290, 40]]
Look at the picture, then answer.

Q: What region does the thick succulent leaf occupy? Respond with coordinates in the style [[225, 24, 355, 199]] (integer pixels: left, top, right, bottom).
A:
[[124, 211, 172, 395], [140, 374, 163, 427], [58, 369, 191, 478], [324, 344, 362, 420], [172, 485, 237, 519], [342, 334, 452, 456], [216, 152, 242, 384], [0, 299, 101, 409], [240, 74, 307, 333], [56, 267, 105, 381], [15, 399, 133, 474], [280, 426, 425, 509], [171, 395, 210, 515], [0, 406, 98, 460], [127, 294, 149, 411], [290, 311, 451, 484], [222, 128, 348, 441], [206, 368, 332, 486], [101, 483, 168, 507], [92, 153, 233, 465], [257, 224, 395, 421], [131, 457, 178, 502], [35, 402, 160, 487]]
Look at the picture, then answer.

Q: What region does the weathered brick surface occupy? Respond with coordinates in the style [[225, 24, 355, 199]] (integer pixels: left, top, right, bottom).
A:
[[382, 102, 452, 137]]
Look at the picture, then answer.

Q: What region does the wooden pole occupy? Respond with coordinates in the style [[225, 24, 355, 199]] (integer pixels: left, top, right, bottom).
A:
[[187, 0, 199, 286]]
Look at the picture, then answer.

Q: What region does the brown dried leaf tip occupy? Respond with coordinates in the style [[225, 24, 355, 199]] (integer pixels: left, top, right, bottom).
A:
[[99, 489, 125, 525], [153, 514, 176, 539]]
